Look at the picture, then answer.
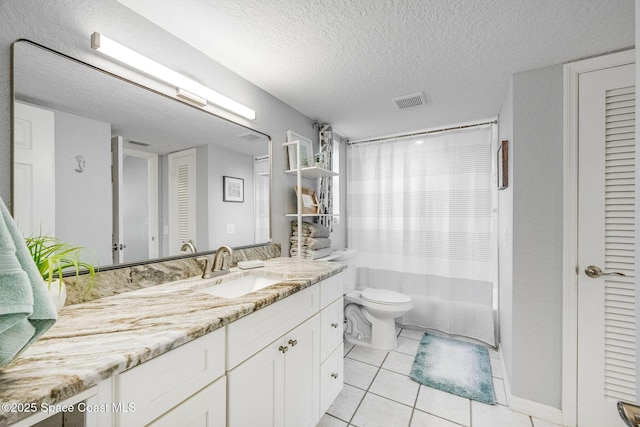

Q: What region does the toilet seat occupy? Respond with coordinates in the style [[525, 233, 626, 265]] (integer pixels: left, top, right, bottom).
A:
[[360, 288, 411, 305]]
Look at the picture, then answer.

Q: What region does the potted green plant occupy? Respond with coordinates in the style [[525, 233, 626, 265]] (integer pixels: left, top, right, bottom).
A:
[[24, 235, 96, 310]]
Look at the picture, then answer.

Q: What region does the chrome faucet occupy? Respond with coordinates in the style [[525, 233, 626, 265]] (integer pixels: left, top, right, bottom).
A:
[[180, 240, 197, 253], [212, 245, 234, 274]]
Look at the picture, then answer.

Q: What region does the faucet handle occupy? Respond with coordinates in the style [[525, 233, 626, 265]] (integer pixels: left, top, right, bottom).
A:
[[201, 257, 212, 279]]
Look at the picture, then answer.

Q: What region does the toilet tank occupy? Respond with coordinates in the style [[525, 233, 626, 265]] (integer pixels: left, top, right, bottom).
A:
[[327, 249, 358, 293]]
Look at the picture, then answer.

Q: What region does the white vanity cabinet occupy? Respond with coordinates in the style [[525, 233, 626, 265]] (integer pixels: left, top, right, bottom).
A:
[[319, 273, 345, 414], [226, 285, 320, 427], [17, 272, 347, 427]]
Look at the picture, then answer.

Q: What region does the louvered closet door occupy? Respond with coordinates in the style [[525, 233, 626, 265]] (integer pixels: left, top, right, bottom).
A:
[[577, 62, 635, 427], [168, 148, 197, 255]]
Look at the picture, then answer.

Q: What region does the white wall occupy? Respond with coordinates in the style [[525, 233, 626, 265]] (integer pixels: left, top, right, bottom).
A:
[[501, 64, 564, 409], [0, 0, 342, 253], [207, 145, 256, 248], [54, 109, 112, 265], [195, 144, 210, 251], [497, 78, 514, 391]]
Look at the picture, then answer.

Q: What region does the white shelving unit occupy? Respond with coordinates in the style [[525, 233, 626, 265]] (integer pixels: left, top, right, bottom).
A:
[[283, 140, 339, 258], [285, 166, 338, 179]]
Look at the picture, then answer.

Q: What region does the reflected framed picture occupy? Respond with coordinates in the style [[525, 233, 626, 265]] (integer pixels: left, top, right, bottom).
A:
[[498, 140, 508, 190], [286, 130, 314, 170], [223, 176, 244, 202]]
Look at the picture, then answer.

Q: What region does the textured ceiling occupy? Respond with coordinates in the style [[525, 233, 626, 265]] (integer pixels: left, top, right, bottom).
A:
[[116, 0, 635, 140]]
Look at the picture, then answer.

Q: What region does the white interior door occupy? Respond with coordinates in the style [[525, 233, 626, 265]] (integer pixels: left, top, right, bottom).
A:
[[122, 148, 159, 262], [577, 60, 636, 426], [13, 102, 55, 236], [168, 148, 197, 255], [111, 136, 125, 264]]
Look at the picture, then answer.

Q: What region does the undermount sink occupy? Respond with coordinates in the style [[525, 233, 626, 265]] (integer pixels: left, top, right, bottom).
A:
[[200, 274, 281, 299]]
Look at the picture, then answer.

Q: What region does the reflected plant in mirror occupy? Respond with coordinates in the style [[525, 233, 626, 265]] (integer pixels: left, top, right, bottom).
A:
[[12, 41, 271, 270]]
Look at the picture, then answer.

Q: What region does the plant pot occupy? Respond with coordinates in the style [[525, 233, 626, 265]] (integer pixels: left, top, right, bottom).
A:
[[45, 279, 67, 311]]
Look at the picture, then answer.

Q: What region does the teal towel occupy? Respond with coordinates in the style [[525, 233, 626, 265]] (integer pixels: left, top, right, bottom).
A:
[[0, 197, 57, 368]]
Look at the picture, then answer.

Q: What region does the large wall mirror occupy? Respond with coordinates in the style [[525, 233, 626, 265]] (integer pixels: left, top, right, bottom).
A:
[[12, 40, 271, 269]]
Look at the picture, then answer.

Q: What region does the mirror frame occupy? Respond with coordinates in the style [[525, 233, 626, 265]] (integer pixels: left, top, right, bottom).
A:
[[10, 39, 273, 273]]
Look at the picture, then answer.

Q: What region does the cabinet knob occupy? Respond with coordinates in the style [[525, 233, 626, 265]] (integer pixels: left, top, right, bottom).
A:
[[288, 339, 298, 347], [279, 345, 288, 354], [331, 373, 339, 379], [331, 323, 339, 328]]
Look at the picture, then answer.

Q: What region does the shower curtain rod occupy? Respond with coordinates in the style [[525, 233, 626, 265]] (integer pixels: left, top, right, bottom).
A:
[[346, 119, 497, 145]]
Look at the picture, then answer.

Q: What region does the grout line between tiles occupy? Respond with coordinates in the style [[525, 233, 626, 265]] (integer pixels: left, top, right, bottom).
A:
[[347, 351, 389, 425]]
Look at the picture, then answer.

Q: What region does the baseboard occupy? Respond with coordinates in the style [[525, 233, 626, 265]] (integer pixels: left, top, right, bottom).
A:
[[497, 344, 511, 404], [497, 345, 565, 425], [509, 395, 564, 425]]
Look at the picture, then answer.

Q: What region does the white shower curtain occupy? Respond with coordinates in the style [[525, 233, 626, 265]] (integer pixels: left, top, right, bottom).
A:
[[347, 124, 496, 345]]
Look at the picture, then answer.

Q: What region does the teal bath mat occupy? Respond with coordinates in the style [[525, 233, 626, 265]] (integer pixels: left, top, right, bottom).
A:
[[410, 332, 496, 404]]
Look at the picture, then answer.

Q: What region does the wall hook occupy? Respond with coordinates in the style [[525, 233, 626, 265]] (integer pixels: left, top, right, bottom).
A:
[[74, 155, 86, 173]]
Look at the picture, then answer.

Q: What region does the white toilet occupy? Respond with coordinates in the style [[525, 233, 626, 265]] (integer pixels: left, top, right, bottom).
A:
[[319, 248, 414, 350], [344, 288, 413, 350]]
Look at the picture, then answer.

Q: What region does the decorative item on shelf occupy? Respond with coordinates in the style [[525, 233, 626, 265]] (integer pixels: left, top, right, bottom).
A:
[[223, 176, 244, 202], [25, 235, 96, 311], [314, 152, 326, 168], [286, 130, 314, 170], [498, 140, 508, 190], [295, 186, 319, 214]]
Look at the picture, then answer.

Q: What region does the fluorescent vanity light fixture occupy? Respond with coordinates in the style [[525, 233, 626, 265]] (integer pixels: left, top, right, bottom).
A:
[[91, 32, 256, 120]]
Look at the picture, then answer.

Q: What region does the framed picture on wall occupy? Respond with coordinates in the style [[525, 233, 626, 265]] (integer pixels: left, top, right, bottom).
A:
[[498, 140, 508, 190], [223, 176, 244, 202]]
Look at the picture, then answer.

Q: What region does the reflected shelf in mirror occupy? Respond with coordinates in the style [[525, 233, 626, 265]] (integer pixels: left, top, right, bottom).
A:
[[284, 166, 338, 179]]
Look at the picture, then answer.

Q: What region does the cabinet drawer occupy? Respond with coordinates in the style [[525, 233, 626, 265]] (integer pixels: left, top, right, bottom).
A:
[[149, 376, 226, 427], [115, 329, 225, 427], [320, 343, 344, 415], [227, 285, 319, 369], [320, 298, 344, 362], [320, 272, 344, 309]]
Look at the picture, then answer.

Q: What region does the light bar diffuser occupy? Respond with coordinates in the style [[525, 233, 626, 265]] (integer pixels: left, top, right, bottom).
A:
[[91, 32, 256, 120]]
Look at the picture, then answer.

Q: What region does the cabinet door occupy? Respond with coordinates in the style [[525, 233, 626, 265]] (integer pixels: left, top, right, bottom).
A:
[[320, 344, 344, 415], [149, 376, 226, 427], [284, 315, 320, 427], [321, 298, 344, 362], [228, 340, 285, 427]]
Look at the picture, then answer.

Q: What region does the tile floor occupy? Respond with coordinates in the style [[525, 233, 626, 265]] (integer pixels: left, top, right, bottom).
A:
[[319, 328, 565, 427]]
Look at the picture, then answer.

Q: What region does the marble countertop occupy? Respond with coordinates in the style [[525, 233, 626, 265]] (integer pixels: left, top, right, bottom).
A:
[[0, 257, 346, 426]]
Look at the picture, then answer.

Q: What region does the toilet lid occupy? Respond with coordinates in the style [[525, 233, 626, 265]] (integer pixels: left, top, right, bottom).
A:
[[360, 288, 411, 305]]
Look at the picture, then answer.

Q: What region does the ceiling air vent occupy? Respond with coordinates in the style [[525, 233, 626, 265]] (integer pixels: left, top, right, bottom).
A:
[[237, 132, 264, 142], [392, 92, 427, 110], [128, 140, 150, 147]]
